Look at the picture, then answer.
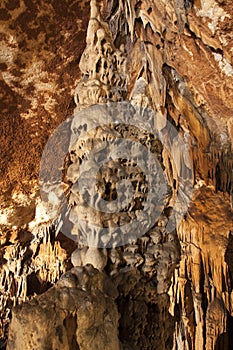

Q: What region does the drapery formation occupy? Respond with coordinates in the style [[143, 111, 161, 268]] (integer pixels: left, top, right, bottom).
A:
[[0, 0, 232, 349]]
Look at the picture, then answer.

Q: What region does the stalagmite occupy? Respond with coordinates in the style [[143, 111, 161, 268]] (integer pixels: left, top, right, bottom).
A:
[[0, 0, 232, 349]]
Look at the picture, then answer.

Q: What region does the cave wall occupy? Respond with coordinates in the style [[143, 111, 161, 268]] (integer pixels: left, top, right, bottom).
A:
[[0, 0, 233, 349]]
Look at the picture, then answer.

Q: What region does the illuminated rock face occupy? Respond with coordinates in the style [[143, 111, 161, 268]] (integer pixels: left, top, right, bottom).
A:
[[7, 265, 121, 350], [1, 0, 233, 349]]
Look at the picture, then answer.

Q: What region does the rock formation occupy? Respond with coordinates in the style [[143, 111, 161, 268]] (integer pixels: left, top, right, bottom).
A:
[[7, 265, 120, 350], [0, 0, 232, 349]]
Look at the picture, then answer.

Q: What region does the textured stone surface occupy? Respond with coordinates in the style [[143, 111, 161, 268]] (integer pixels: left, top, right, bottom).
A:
[[0, 0, 90, 225], [1, 0, 233, 349], [7, 265, 120, 350], [0, 0, 90, 343]]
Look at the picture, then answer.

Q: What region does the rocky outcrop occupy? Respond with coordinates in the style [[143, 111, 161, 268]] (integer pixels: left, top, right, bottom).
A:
[[1, 0, 233, 349], [7, 265, 120, 350]]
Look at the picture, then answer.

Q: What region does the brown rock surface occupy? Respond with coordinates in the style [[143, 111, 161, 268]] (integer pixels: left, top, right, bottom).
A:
[[0, 0, 233, 349], [7, 265, 120, 350], [0, 0, 90, 222]]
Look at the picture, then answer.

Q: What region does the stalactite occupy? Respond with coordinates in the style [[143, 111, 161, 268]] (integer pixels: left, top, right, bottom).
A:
[[0, 0, 232, 348]]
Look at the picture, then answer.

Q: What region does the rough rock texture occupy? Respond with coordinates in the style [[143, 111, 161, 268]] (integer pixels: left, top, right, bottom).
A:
[[0, 0, 90, 223], [1, 0, 233, 349], [7, 265, 120, 350]]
